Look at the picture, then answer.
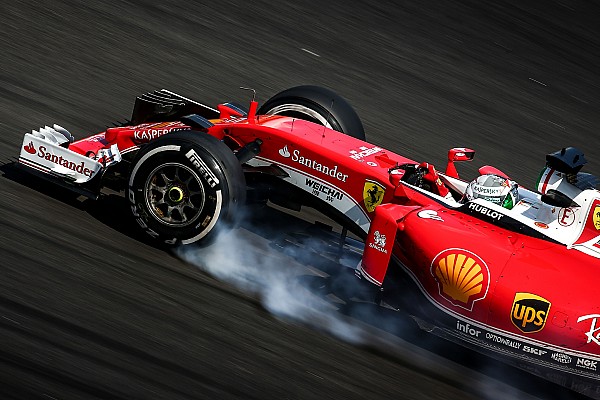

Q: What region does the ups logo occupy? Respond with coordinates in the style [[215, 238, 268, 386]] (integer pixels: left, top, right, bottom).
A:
[[511, 293, 551, 333]]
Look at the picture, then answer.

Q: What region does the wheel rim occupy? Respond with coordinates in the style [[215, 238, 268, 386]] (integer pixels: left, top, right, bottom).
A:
[[264, 104, 334, 129], [144, 162, 205, 227]]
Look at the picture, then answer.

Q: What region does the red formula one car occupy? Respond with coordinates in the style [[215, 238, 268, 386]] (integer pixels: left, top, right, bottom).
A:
[[16, 86, 600, 396]]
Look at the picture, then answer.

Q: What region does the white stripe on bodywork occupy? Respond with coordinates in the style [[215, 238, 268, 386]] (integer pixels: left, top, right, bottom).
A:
[[247, 156, 371, 233]]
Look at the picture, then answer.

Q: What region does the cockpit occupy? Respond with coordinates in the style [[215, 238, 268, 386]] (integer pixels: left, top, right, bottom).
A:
[[395, 147, 600, 256]]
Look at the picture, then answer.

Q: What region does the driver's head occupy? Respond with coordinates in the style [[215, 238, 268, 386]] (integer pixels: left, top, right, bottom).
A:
[[464, 174, 519, 209]]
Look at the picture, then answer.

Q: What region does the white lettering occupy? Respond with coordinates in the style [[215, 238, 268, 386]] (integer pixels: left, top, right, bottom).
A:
[[456, 320, 481, 338], [576, 358, 598, 371], [291, 149, 348, 182], [522, 345, 547, 356], [577, 314, 600, 346], [484, 332, 522, 349], [134, 129, 174, 141], [349, 146, 383, 160], [186, 150, 220, 188], [468, 202, 504, 221], [551, 352, 572, 364]]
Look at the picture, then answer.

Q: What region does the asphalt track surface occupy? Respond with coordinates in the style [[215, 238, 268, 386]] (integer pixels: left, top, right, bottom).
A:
[[1, 1, 599, 399]]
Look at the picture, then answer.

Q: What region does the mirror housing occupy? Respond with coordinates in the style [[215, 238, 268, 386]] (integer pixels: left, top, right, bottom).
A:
[[446, 148, 475, 178]]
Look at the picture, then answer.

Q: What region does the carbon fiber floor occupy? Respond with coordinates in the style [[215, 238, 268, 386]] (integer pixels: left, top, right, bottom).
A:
[[1, 1, 599, 399]]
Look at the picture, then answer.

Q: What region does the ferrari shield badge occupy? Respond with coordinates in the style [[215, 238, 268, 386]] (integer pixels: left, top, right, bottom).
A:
[[363, 180, 385, 212], [593, 205, 600, 230]]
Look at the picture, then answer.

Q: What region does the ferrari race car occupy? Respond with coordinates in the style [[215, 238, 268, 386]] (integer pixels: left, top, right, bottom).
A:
[[16, 86, 600, 396]]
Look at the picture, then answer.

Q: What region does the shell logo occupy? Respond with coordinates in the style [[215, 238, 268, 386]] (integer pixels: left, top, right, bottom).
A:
[[430, 248, 490, 311]]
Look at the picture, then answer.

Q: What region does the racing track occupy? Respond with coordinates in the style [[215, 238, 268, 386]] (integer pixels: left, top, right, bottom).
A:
[[1, 1, 599, 399]]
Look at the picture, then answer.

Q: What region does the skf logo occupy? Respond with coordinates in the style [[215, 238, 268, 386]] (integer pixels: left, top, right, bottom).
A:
[[594, 205, 600, 230], [511, 293, 551, 333], [24, 141, 36, 154], [363, 180, 385, 212], [431, 249, 490, 311]]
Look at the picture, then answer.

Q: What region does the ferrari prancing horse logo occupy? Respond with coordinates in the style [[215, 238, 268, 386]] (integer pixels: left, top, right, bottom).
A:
[[363, 180, 385, 212]]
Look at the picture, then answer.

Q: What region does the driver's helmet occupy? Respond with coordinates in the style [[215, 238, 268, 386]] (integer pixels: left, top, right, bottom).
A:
[[464, 174, 519, 209]]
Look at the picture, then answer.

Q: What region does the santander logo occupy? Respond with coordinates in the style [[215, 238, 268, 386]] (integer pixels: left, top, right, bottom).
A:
[[277, 145, 349, 182], [24, 141, 36, 154], [279, 145, 291, 158]]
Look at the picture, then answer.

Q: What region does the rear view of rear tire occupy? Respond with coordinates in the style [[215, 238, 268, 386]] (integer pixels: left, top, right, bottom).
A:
[[128, 131, 245, 246], [258, 85, 366, 140]]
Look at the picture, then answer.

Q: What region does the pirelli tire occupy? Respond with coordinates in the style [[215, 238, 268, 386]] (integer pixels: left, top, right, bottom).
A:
[[128, 131, 246, 246], [258, 85, 366, 140]]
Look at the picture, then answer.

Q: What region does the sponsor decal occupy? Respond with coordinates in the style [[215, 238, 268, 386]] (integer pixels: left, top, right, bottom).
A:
[[558, 207, 576, 227], [522, 345, 547, 357], [366, 161, 378, 167], [467, 202, 504, 221], [576, 358, 598, 371], [368, 230, 388, 254], [279, 146, 349, 182], [33, 145, 95, 177], [417, 209, 444, 222], [456, 320, 481, 338], [551, 352, 572, 364], [349, 146, 383, 160], [577, 314, 600, 346], [473, 185, 504, 196], [279, 145, 291, 158], [594, 205, 600, 230], [133, 122, 183, 142], [511, 293, 551, 333], [304, 178, 343, 203], [134, 129, 175, 141], [485, 332, 522, 349], [363, 180, 385, 212], [185, 149, 219, 188], [431, 249, 490, 311], [24, 141, 36, 154], [534, 221, 549, 229]]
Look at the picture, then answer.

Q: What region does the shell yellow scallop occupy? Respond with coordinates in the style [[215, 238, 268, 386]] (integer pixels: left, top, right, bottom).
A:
[[434, 252, 484, 304]]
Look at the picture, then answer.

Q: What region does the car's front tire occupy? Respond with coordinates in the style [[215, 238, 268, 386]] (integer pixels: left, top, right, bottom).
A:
[[128, 131, 245, 246]]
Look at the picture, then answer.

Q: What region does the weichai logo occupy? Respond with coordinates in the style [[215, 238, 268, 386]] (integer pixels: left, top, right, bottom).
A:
[[511, 293, 551, 333]]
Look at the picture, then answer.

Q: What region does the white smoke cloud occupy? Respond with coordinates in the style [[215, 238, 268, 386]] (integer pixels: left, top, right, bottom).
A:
[[176, 226, 367, 343], [175, 219, 571, 400]]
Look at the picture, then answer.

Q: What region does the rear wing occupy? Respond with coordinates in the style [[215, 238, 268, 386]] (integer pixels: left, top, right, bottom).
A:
[[131, 89, 219, 125]]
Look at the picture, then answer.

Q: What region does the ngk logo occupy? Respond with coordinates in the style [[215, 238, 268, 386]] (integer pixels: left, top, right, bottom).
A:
[[576, 358, 598, 371]]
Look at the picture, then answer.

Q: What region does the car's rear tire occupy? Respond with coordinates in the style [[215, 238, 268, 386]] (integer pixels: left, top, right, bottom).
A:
[[128, 131, 246, 246], [258, 85, 366, 140]]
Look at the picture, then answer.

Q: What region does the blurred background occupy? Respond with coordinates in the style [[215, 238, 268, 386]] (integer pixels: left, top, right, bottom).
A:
[[0, 0, 598, 399]]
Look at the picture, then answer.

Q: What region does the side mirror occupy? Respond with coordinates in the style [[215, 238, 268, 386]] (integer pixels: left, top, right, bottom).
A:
[[446, 148, 475, 178], [541, 189, 580, 208]]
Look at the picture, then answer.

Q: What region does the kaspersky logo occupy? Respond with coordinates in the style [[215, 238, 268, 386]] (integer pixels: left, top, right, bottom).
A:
[[511, 293, 551, 333], [431, 249, 490, 311]]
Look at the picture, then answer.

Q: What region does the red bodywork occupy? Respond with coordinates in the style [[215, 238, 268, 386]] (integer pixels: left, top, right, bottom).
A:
[[22, 97, 600, 387]]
